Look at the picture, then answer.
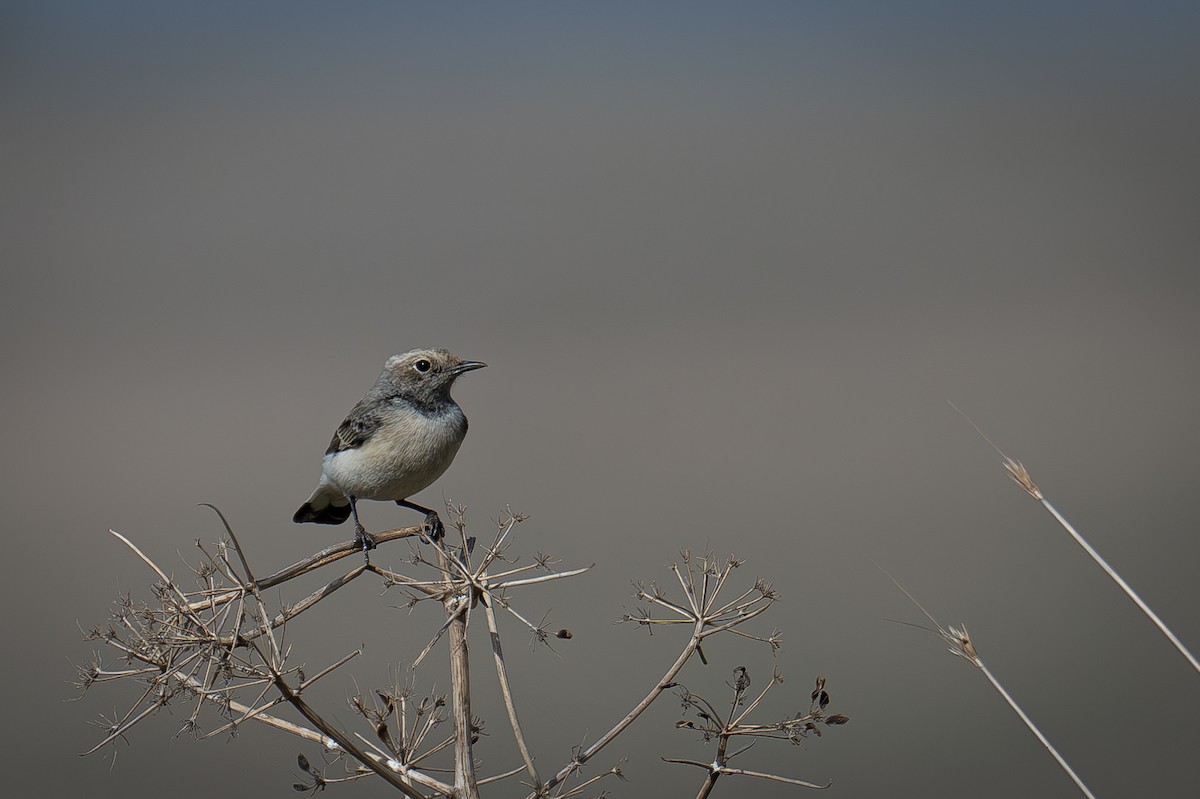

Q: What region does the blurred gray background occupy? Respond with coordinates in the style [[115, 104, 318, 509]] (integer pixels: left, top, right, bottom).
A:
[[4, 2, 1198, 797]]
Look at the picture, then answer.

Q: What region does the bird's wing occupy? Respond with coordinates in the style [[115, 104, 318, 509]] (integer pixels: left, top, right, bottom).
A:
[[325, 400, 382, 454]]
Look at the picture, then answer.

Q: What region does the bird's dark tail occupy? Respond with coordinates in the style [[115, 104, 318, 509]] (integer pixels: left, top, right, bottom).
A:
[[293, 485, 352, 525], [293, 502, 351, 524]]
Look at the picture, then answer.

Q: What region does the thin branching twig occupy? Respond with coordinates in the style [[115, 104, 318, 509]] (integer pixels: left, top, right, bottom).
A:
[[83, 507, 828, 798], [667, 667, 844, 796]]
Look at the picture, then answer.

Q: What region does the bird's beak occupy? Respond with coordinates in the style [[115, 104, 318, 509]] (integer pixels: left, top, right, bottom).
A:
[[450, 360, 487, 375]]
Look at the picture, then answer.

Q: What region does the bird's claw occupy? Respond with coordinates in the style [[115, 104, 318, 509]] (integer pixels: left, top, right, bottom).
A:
[[421, 511, 445, 544], [354, 524, 376, 560]]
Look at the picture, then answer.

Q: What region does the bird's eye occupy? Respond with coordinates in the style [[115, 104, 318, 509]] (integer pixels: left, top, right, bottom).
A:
[[413, 359, 432, 373]]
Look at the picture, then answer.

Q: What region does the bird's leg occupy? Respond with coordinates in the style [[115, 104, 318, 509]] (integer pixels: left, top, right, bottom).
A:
[[348, 496, 376, 558], [396, 499, 444, 543]]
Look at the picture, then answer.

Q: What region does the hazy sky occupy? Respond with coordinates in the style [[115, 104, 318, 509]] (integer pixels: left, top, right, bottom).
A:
[[4, 3, 1199, 798]]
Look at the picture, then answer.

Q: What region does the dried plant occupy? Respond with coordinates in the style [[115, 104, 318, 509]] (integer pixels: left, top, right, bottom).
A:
[[666, 669, 848, 798], [77, 507, 843, 797], [881, 567, 1097, 799], [951, 403, 1200, 675]]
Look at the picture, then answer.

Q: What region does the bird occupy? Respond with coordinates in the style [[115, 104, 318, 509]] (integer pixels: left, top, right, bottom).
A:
[[293, 348, 486, 553]]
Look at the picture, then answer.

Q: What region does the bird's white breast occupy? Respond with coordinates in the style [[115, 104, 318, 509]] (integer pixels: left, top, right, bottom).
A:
[[321, 403, 467, 501]]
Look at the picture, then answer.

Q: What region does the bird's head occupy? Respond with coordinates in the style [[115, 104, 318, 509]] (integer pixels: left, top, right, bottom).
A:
[[381, 348, 487, 403]]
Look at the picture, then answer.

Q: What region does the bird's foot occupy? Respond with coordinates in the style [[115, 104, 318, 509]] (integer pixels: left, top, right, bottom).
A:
[[354, 524, 376, 560], [420, 511, 445, 544]]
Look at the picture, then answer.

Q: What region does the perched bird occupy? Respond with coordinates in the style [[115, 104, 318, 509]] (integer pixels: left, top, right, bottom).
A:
[[293, 348, 486, 551]]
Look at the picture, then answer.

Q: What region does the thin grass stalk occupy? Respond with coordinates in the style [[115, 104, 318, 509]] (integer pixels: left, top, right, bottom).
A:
[[976, 660, 1097, 799], [882, 566, 1098, 799], [1038, 497, 1200, 675], [951, 404, 1200, 676]]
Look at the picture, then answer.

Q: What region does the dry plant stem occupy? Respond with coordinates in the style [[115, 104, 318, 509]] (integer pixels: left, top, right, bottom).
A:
[[222, 564, 368, 646], [689, 683, 738, 799], [476, 766, 528, 787], [730, 677, 776, 729], [881, 567, 1097, 799], [1037, 496, 1200, 675], [224, 518, 446, 799], [198, 643, 360, 739], [953, 405, 1200, 676], [187, 524, 425, 613], [693, 726, 729, 799], [104, 527, 459, 798], [268, 664, 439, 799], [163, 661, 348, 746], [710, 766, 827, 790], [664, 758, 828, 792], [411, 602, 468, 671], [481, 590, 541, 788], [976, 660, 1097, 799], [435, 544, 480, 799], [666, 666, 838, 794], [536, 616, 706, 797], [96, 516, 787, 798], [490, 566, 592, 591], [550, 767, 622, 799], [535, 553, 783, 796]]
